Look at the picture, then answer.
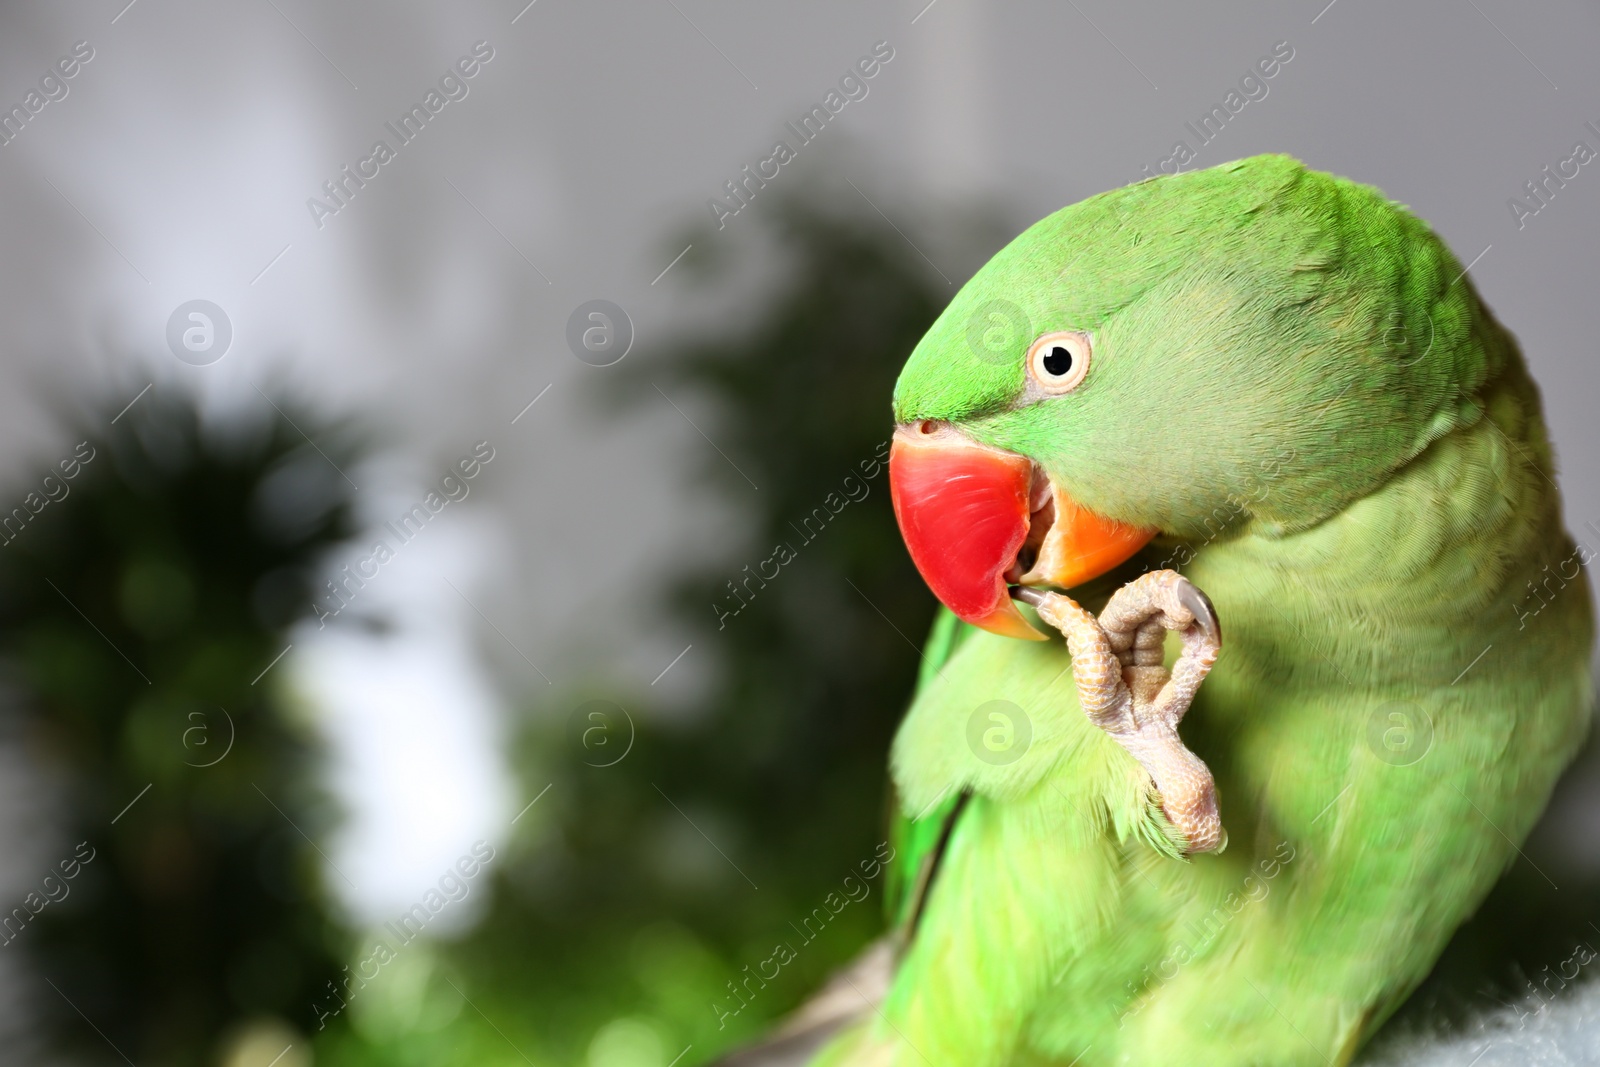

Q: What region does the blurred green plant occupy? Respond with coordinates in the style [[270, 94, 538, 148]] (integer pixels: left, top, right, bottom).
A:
[[312, 193, 1002, 1067], [0, 391, 360, 1066]]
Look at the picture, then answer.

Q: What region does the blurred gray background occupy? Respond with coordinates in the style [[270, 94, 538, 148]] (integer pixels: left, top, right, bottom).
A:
[[3, 0, 1597, 689], [0, 0, 1597, 1056]]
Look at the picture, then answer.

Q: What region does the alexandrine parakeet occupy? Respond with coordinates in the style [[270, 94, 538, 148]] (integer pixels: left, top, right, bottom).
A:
[[813, 155, 1593, 1067]]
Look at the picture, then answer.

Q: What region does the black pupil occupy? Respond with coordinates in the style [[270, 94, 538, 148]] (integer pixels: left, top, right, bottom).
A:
[[1042, 345, 1073, 377]]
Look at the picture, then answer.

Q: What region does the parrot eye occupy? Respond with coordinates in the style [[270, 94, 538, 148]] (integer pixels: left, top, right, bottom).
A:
[[1026, 332, 1091, 395]]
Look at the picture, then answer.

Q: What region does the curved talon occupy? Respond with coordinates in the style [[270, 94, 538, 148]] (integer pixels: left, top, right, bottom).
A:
[[1026, 570, 1226, 855], [1009, 584, 1048, 608], [1176, 581, 1221, 645]]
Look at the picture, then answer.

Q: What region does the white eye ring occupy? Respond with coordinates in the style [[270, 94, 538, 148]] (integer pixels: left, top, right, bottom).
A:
[[1026, 331, 1091, 395]]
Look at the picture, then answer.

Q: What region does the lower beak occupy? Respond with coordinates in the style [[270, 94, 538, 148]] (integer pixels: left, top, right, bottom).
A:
[[889, 422, 1155, 640]]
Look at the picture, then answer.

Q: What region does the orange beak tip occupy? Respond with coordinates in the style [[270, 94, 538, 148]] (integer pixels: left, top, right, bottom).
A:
[[982, 599, 1050, 641]]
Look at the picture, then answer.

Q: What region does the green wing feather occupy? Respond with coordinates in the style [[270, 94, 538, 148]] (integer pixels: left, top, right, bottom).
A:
[[883, 607, 976, 939]]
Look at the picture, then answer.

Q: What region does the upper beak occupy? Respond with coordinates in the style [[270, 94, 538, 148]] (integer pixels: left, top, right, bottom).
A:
[[888, 421, 1156, 639]]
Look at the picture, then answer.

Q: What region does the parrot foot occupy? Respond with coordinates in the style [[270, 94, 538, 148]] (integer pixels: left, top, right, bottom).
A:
[[1014, 570, 1225, 854]]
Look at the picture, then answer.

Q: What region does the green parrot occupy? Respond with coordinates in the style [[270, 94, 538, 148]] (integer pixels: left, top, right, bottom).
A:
[[799, 154, 1593, 1067]]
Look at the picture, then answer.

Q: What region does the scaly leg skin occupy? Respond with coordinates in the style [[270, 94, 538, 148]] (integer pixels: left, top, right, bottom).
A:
[[1015, 569, 1224, 854]]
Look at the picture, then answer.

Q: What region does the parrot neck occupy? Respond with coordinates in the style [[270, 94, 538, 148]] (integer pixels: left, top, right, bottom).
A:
[[1183, 374, 1586, 689]]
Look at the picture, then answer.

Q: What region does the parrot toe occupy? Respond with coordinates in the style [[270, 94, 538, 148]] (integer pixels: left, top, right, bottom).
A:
[[1026, 570, 1227, 855]]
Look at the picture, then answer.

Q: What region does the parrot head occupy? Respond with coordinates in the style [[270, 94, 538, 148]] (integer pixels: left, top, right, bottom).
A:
[[889, 154, 1494, 639]]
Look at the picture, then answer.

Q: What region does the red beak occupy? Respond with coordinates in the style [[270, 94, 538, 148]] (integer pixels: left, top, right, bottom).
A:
[[889, 422, 1155, 640]]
